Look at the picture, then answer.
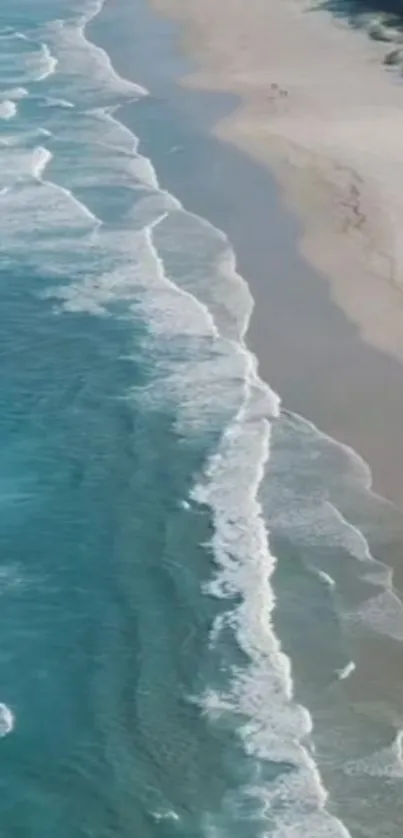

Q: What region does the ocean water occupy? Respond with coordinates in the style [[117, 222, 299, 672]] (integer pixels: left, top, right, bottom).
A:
[[1, 0, 403, 835]]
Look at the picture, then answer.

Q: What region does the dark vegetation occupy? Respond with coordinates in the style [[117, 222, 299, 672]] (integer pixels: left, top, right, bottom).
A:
[[313, 0, 403, 64], [316, 0, 403, 23]]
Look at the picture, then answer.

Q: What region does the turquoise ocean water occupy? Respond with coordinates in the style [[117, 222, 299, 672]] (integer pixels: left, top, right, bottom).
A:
[[2, 0, 403, 835]]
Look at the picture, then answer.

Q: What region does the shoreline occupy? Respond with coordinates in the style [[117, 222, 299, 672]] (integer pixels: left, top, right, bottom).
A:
[[86, 5, 403, 833], [91, 0, 403, 509], [153, 0, 403, 364]]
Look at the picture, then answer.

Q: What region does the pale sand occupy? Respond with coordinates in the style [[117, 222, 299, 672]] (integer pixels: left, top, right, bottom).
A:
[[152, 0, 403, 365]]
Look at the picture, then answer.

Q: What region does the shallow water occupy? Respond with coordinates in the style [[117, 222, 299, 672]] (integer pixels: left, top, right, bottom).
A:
[[0, 0, 403, 835]]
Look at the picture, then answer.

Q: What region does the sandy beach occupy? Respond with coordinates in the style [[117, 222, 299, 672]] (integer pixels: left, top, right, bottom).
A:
[[92, 0, 403, 506], [138, 0, 403, 506], [153, 0, 403, 358]]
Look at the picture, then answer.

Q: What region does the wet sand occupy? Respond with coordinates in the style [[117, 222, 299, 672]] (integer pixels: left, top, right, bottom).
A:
[[92, 0, 403, 508]]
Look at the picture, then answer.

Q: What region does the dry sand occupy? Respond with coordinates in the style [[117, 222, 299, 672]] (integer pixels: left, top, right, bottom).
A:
[[152, 0, 403, 364]]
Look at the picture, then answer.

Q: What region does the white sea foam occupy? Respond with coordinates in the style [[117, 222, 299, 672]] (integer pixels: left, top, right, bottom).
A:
[[146, 218, 219, 339], [41, 96, 74, 109], [0, 703, 14, 737], [0, 86, 28, 100], [152, 209, 253, 342], [190, 331, 349, 835], [0, 29, 56, 86], [0, 100, 17, 119], [0, 29, 26, 41], [151, 809, 180, 823], [46, 109, 169, 215], [0, 122, 100, 230], [346, 589, 403, 642], [344, 729, 403, 778], [325, 501, 375, 562], [0, 127, 50, 148], [0, 146, 47, 188], [292, 411, 395, 509], [98, 108, 160, 189], [31, 145, 52, 179], [41, 13, 146, 109], [336, 661, 356, 680], [261, 411, 403, 646], [314, 569, 337, 589], [0, 155, 100, 242], [322, 501, 403, 642], [0, 28, 27, 42], [39, 111, 255, 428], [208, 613, 229, 649], [32, 43, 58, 82]]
